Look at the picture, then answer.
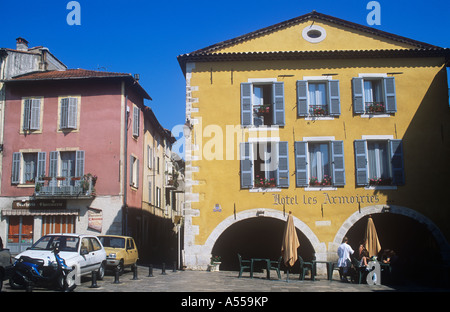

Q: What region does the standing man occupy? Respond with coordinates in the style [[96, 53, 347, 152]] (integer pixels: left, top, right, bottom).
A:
[[337, 237, 354, 282]]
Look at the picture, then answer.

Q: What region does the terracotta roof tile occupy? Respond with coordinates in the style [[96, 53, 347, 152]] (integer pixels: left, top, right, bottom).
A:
[[12, 69, 131, 80]]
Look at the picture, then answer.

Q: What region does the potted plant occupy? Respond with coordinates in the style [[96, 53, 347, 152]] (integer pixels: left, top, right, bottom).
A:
[[208, 256, 222, 272]]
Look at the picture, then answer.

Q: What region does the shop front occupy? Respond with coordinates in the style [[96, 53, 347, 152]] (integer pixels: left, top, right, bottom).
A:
[[1, 199, 79, 254]]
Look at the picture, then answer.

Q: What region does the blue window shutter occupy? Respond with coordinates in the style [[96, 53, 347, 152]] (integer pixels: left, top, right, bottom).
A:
[[133, 106, 140, 136], [384, 77, 397, 113], [272, 82, 285, 126], [60, 98, 69, 129], [67, 98, 78, 129], [389, 140, 404, 185], [240, 142, 253, 188], [136, 159, 139, 188], [130, 155, 134, 186], [23, 99, 31, 130], [328, 80, 341, 116], [352, 78, 365, 114], [294, 141, 308, 187], [241, 83, 252, 126], [297, 80, 308, 116], [11, 152, 21, 184], [354, 140, 368, 186], [37, 152, 46, 180], [75, 151, 85, 177], [49, 151, 59, 177], [331, 141, 345, 186], [277, 141, 289, 187], [30, 99, 41, 130]]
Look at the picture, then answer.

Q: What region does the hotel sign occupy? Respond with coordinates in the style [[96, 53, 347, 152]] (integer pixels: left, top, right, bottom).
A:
[[12, 200, 66, 209], [272, 193, 380, 206]]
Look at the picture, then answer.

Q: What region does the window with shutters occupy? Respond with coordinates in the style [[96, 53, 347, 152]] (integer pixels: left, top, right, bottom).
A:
[[240, 141, 289, 190], [48, 150, 85, 184], [11, 151, 46, 185], [352, 76, 397, 116], [354, 138, 404, 187], [130, 155, 139, 188], [132, 105, 140, 137], [297, 78, 341, 118], [241, 81, 285, 127], [294, 139, 345, 188], [21, 97, 43, 132], [58, 96, 80, 131]]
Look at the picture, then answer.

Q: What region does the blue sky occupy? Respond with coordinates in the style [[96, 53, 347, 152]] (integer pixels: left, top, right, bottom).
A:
[[1, 0, 449, 153]]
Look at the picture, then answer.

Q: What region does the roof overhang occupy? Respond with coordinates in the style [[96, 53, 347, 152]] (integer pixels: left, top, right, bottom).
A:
[[5, 71, 152, 100], [178, 48, 450, 76]]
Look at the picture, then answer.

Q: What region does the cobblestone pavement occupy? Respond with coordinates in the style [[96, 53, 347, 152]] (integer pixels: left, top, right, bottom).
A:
[[4, 265, 448, 293]]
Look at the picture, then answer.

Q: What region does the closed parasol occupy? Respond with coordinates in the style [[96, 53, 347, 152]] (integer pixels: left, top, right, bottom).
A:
[[364, 216, 381, 257], [281, 212, 300, 268]]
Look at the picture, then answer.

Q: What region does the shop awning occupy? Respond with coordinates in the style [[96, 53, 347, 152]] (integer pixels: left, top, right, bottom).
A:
[[1, 209, 79, 216]]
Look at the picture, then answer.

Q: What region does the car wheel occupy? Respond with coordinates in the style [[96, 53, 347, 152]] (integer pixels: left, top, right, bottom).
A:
[[0, 272, 3, 292], [9, 274, 26, 290], [57, 268, 77, 292], [96, 262, 105, 280]]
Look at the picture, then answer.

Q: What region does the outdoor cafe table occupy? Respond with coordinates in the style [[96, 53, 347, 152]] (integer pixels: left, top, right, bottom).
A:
[[251, 258, 271, 279], [312, 260, 333, 281]]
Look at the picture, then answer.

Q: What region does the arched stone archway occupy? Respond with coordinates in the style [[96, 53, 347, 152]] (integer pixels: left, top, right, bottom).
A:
[[330, 205, 450, 263], [185, 208, 326, 270]]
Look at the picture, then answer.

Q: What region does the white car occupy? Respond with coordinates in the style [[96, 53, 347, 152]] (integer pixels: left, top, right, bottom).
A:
[[14, 233, 106, 285]]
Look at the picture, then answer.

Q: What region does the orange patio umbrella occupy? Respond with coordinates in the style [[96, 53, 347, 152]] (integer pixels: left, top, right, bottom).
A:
[[364, 216, 381, 258], [281, 212, 300, 268]]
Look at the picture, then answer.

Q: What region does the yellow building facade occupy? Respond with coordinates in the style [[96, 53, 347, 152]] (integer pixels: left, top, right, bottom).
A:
[[178, 12, 450, 272]]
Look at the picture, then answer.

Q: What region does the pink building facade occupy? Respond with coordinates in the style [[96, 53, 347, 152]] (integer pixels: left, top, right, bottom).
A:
[[0, 69, 150, 253]]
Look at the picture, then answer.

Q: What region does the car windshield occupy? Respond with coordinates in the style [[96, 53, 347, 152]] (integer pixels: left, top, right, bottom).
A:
[[98, 236, 125, 248], [30, 235, 79, 252]]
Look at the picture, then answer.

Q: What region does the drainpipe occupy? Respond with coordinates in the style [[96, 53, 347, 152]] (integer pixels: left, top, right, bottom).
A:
[[123, 89, 129, 235]]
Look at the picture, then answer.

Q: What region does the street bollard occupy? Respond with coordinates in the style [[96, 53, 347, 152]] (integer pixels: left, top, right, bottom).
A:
[[173, 261, 177, 272], [113, 266, 121, 284], [90, 271, 99, 288], [132, 265, 139, 280], [147, 264, 154, 277], [161, 262, 167, 275]]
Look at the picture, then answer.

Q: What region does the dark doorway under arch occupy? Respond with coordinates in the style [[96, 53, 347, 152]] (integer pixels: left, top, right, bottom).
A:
[[211, 217, 315, 273]]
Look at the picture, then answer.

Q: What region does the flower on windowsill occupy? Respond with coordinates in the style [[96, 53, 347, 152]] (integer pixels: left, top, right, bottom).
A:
[[254, 176, 276, 188], [312, 107, 327, 115], [367, 103, 385, 113], [309, 175, 332, 186], [369, 177, 392, 186], [253, 105, 271, 114]]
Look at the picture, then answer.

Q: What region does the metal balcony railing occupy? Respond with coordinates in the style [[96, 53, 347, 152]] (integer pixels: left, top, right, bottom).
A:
[[34, 176, 94, 198]]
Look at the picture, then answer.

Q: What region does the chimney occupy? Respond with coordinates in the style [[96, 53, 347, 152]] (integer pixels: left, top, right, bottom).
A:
[[16, 37, 29, 51]]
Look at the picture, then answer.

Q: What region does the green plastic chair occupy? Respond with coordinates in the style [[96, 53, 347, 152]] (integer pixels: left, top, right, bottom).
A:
[[268, 256, 282, 279], [237, 253, 252, 278], [298, 256, 314, 280]]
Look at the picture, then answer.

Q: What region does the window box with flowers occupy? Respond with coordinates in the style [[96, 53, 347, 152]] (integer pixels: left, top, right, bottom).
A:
[[369, 177, 392, 186], [366, 102, 385, 114], [254, 176, 276, 188], [309, 175, 332, 186], [309, 105, 328, 116], [253, 105, 271, 115]]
